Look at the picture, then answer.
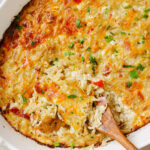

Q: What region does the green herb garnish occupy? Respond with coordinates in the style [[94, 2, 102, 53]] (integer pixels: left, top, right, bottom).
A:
[[64, 52, 75, 56], [89, 56, 97, 65], [87, 8, 90, 13], [87, 47, 91, 51], [130, 70, 139, 79], [31, 41, 36, 46], [120, 31, 126, 35], [16, 25, 22, 30], [21, 91, 27, 104], [126, 81, 132, 87], [104, 35, 114, 42], [54, 142, 60, 147], [67, 95, 77, 98], [123, 65, 134, 68], [106, 25, 111, 30], [81, 56, 85, 62], [71, 142, 75, 149], [41, 91, 45, 94], [68, 42, 74, 48], [124, 5, 131, 9], [105, 8, 109, 14], [78, 39, 84, 44], [76, 19, 82, 28], [136, 64, 145, 71]]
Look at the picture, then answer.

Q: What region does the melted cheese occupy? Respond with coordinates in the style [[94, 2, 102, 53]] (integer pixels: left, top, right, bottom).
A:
[[0, 0, 150, 148]]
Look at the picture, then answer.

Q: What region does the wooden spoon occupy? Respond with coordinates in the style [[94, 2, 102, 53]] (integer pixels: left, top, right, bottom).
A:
[[96, 107, 138, 150]]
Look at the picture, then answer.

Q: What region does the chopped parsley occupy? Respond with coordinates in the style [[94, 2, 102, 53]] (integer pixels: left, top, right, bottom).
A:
[[81, 56, 85, 62], [87, 8, 90, 13], [21, 91, 27, 104], [67, 95, 77, 98], [71, 111, 74, 114], [120, 31, 126, 35], [136, 64, 145, 71], [105, 8, 109, 14], [130, 70, 139, 79], [126, 81, 132, 87], [68, 42, 74, 48], [106, 25, 111, 30], [78, 39, 84, 44], [31, 41, 36, 46], [87, 47, 91, 51], [104, 35, 114, 42], [54, 142, 60, 147], [64, 52, 75, 56], [125, 13, 128, 16], [16, 25, 22, 30], [124, 5, 131, 9], [76, 19, 82, 28]]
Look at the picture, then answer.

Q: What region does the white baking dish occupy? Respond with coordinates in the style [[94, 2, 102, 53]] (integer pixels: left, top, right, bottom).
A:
[[0, 0, 150, 149]]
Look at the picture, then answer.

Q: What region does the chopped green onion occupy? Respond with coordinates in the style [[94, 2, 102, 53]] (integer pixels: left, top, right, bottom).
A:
[[130, 70, 139, 79], [78, 39, 84, 44], [67, 95, 77, 98], [89, 56, 97, 65], [136, 64, 145, 71], [31, 41, 36, 46], [126, 81, 132, 87], [80, 97, 84, 100], [105, 8, 109, 14], [106, 25, 111, 30], [71, 142, 75, 149], [104, 35, 114, 42], [54, 142, 60, 147], [87, 8, 90, 13], [125, 13, 128, 16], [21, 91, 27, 104], [123, 65, 134, 68], [64, 52, 75, 56], [81, 56, 85, 62], [141, 35, 145, 44], [124, 5, 131, 9], [120, 31, 126, 35], [136, 17, 139, 21], [87, 47, 91, 51], [76, 19, 82, 28], [68, 42, 74, 48], [15, 15, 20, 22], [41, 91, 45, 94], [144, 9, 150, 13], [142, 12, 148, 18], [16, 25, 22, 30]]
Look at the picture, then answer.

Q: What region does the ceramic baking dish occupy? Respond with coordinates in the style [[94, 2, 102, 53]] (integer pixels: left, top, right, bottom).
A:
[[0, 0, 150, 149]]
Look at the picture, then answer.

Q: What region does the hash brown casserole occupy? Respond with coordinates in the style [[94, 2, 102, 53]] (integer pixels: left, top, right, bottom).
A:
[[0, 0, 150, 148]]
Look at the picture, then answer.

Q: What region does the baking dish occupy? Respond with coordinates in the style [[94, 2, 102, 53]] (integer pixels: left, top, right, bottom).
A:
[[0, 0, 150, 149]]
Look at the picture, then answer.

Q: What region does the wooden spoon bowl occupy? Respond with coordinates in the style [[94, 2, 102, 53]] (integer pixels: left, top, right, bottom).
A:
[[96, 107, 138, 150]]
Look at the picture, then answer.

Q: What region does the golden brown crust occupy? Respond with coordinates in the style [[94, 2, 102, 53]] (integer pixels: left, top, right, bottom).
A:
[[1, 0, 150, 148]]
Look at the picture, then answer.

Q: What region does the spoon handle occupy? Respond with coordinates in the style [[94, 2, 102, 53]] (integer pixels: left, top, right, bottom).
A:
[[97, 107, 138, 150]]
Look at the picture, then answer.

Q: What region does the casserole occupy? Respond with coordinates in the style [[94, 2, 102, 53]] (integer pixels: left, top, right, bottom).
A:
[[0, 0, 150, 149]]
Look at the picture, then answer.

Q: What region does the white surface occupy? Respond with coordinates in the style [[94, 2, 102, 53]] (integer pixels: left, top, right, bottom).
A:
[[0, 0, 150, 150]]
